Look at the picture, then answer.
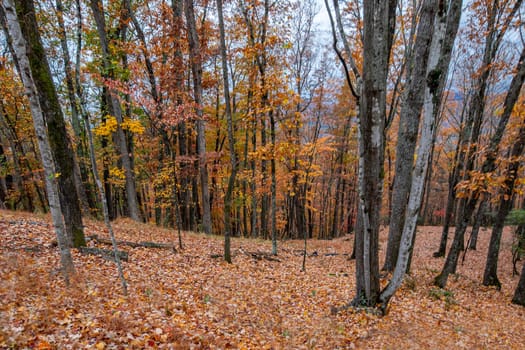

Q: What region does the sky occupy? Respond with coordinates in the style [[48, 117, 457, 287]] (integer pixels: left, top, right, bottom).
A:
[[314, 0, 331, 32]]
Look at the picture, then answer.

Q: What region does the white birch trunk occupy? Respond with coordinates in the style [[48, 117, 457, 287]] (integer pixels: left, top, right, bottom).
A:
[[379, 90, 437, 305], [2, 0, 74, 281], [357, 125, 372, 299], [84, 108, 128, 295], [380, 0, 446, 306]]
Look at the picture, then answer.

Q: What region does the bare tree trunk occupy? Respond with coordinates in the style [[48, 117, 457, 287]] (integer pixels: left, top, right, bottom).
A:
[[251, 120, 258, 237], [270, 109, 277, 255], [13, 0, 86, 247], [353, 0, 392, 307], [468, 198, 488, 250], [83, 92, 128, 295], [380, 0, 447, 308], [217, 0, 236, 263], [383, 0, 438, 272], [435, 42, 525, 288], [326, 0, 394, 307], [513, 260, 525, 306], [170, 0, 191, 230], [483, 117, 525, 288], [0, 143, 6, 209], [184, 0, 212, 235], [54, 0, 91, 216], [72, 0, 98, 212], [2, 0, 74, 281], [331, 112, 353, 238], [89, 0, 142, 222]]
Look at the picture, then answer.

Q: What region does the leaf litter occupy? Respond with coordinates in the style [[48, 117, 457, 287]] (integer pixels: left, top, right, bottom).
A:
[[1, 210, 524, 349]]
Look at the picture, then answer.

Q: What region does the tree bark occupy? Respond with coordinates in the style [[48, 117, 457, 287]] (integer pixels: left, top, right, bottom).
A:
[[89, 0, 142, 222], [243, 0, 269, 239], [2, 0, 74, 280], [379, 0, 441, 307], [270, 108, 277, 255], [0, 143, 7, 209], [184, 0, 212, 235], [54, 0, 91, 217], [435, 43, 525, 288], [468, 198, 488, 250], [383, 0, 438, 272], [83, 89, 128, 295], [515, 212, 525, 271], [170, 0, 191, 230], [483, 116, 525, 288], [14, 0, 86, 247], [354, 0, 392, 306], [513, 260, 525, 306], [217, 0, 236, 263]]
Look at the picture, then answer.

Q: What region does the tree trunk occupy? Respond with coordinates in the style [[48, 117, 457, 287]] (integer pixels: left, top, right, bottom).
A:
[[217, 0, 236, 263], [379, 0, 441, 308], [434, 168, 459, 257], [184, 0, 212, 235], [73, 0, 98, 212], [354, 0, 392, 307], [54, 0, 91, 217], [257, 1, 270, 240], [383, 0, 438, 272], [270, 109, 277, 255], [0, 143, 7, 209], [420, 141, 435, 225], [513, 260, 525, 306], [516, 220, 525, 266], [100, 92, 115, 220], [14, 0, 86, 248], [482, 201, 510, 289], [326, 0, 395, 306], [2, 0, 74, 280], [260, 111, 268, 239], [483, 117, 525, 288], [89, 0, 142, 222], [251, 119, 258, 237], [83, 86, 128, 295], [435, 43, 525, 288], [331, 112, 353, 238], [468, 198, 487, 250], [173, 0, 190, 230]]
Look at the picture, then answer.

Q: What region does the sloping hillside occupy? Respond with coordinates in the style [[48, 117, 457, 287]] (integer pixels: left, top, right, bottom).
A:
[[1, 209, 524, 349]]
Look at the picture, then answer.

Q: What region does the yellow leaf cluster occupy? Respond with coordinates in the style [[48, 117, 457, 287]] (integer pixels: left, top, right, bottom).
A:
[[93, 116, 118, 136], [93, 116, 145, 136], [109, 167, 126, 187], [108, 167, 125, 180], [121, 118, 145, 134]]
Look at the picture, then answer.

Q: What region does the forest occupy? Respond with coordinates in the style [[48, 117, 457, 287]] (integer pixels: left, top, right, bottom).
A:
[[1, 0, 525, 348]]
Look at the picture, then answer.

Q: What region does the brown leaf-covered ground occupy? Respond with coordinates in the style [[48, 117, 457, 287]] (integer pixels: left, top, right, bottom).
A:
[[1, 209, 524, 349]]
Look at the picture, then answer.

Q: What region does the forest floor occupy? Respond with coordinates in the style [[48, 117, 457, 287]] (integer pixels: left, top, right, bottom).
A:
[[1, 209, 525, 349]]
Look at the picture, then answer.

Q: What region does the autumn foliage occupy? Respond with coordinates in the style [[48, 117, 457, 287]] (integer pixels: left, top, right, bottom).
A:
[[1, 0, 525, 345]]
